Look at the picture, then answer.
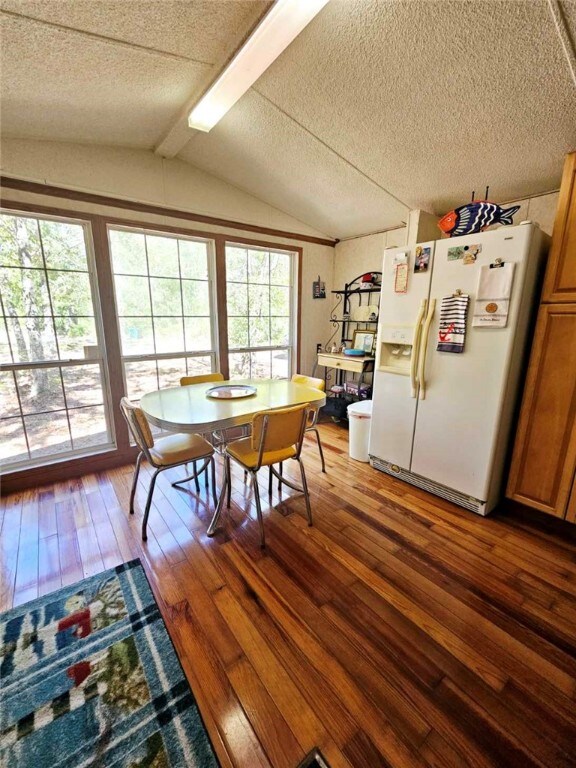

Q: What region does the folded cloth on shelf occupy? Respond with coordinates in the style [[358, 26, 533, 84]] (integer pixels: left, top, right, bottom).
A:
[[472, 263, 515, 328], [437, 294, 470, 353], [345, 381, 372, 398]]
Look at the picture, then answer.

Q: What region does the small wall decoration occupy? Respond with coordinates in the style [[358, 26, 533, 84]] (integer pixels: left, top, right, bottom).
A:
[[313, 275, 326, 299], [438, 187, 520, 237], [414, 245, 431, 273]]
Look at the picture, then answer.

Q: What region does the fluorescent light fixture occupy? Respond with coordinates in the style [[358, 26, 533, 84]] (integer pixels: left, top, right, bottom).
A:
[[188, 0, 330, 132]]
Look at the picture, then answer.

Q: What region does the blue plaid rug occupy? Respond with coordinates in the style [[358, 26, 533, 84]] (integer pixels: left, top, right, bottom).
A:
[[0, 559, 218, 767]]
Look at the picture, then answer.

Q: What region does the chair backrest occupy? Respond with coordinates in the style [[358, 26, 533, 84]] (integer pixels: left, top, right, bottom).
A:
[[120, 397, 154, 458], [251, 403, 309, 460], [180, 372, 224, 386], [291, 373, 325, 392]]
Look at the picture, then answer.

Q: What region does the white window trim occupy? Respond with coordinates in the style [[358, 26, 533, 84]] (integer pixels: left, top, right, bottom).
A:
[[0, 208, 116, 472]]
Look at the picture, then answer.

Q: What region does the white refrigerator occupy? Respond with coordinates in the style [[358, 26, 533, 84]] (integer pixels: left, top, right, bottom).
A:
[[368, 223, 548, 515]]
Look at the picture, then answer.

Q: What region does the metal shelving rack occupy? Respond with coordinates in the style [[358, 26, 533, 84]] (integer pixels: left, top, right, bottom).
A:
[[318, 273, 382, 417], [329, 272, 382, 348]]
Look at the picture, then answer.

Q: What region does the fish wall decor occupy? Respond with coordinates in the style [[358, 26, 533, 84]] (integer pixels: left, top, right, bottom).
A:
[[438, 201, 521, 237]]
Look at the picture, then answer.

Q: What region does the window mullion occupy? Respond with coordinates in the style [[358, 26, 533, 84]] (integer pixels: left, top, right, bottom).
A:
[[37, 219, 75, 449], [11, 368, 32, 460], [37, 219, 62, 361], [142, 234, 160, 391], [177, 239, 187, 366]]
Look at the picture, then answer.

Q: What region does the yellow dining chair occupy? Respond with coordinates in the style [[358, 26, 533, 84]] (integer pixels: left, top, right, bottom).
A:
[[207, 403, 313, 548], [120, 397, 217, 541], [181, 372, 225, 479], [180, 372, 224, 386], [270, 374, 326, 494], [291, 373, 326, 472]]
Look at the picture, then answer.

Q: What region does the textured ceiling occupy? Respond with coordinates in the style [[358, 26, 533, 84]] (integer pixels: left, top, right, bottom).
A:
[[0, 0, 270, 61], [1, 0, 575, 238], [0, 0, 269, 146], [178, 89, 409, 237], [0, 13, 209, 146], [180, 0, 576, 236]]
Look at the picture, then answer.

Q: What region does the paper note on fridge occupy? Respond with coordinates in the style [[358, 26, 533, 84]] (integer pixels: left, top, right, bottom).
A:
[[472, 262, 515, 328]]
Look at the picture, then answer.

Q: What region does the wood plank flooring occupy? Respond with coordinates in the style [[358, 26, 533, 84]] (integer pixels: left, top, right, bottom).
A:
[[2, 422, 576, 767]]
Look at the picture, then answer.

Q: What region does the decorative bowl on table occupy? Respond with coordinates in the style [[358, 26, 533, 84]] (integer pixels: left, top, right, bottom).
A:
[[206, 384, 257, 399], [344, 348, 366, 356]]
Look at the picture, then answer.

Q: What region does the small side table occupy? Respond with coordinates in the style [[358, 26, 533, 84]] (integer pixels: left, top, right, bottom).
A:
[[316, 352, 375, 401]]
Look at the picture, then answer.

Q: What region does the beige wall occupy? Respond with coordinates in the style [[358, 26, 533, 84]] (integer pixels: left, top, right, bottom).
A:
[[333, 227, 407, 292], [499, 191, 559, 236], [333, 191, 559, 294], [0, 138, 332, 238], [1, 138, 561, 372], [0, 139, 335, 376]]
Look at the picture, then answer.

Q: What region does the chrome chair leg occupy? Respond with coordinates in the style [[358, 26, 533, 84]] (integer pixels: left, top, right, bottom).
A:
[[142, 468, 161, 541], [296, 458, 313, 526], [251, 471, 265, 548], [278, 461, 283, 492], [172, 458, 210, 489], [226, 455, 232, 508], [210, 456, 217, 507], [311, 427, 326, 473], [129, 452, 143, 515]]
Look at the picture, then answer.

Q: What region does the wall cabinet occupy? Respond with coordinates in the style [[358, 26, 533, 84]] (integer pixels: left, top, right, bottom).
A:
[[506, 305, 576, 516], [541, 152, 576, 303], [507, 152, 576, 521]]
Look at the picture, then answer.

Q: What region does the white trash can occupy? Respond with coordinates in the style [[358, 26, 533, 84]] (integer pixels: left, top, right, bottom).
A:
[[347, 400, 373, 462]]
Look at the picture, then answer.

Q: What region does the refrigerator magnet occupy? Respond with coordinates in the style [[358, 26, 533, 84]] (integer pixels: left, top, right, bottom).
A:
[[414, 246, 431, 273], [448, 243, 482, 263], [394, 263, 409, 293], [392, 251, 408, 266]]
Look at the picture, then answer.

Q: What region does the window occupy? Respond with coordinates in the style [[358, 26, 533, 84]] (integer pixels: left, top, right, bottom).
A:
[[226, 244, 296, 379], [109, 227, 218, 401], [0, 206, 302, 479], [0, 212, 113, 470]]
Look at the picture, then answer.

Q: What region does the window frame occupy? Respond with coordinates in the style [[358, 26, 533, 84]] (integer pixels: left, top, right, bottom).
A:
[[0, 208, 116, 471], [107, 223, 220, 402], [0, 195, 306, 490], [225, 240, 299, 380]]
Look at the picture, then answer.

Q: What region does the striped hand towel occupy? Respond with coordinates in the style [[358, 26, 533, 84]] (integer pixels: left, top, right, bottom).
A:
[[437, 294, 470, 353]]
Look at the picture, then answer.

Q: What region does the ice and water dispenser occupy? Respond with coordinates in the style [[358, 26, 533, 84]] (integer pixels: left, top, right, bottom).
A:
[[376, 325, 414, 374]]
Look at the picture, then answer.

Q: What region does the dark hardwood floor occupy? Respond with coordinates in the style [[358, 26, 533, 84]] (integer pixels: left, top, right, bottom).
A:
[[2, 422, 576, 768]]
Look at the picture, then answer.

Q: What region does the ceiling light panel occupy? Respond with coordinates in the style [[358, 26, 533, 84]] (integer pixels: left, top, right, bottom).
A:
[[188, 0, 330, 132]]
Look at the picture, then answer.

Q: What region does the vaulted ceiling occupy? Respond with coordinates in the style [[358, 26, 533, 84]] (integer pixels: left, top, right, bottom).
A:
[[1, 0, 575, 239]]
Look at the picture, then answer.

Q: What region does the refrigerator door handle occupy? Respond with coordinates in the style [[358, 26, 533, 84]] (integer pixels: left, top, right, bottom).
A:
[[410, 299, 427, 397], [418, 298, 436, 400]]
